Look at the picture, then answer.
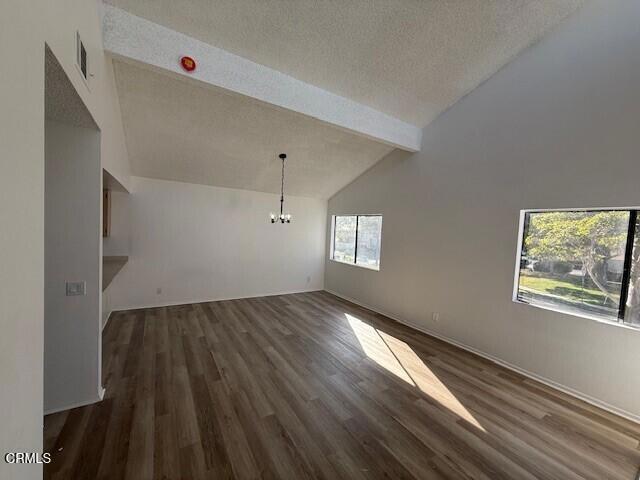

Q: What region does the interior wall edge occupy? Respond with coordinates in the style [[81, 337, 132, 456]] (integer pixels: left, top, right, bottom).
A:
[[102, 309, 113, 331], [43, 394, 103, 417], [325, 288, 640, 425]]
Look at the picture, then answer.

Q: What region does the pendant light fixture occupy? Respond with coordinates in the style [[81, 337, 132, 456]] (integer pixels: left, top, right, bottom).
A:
[[270, 153, 292, 223]]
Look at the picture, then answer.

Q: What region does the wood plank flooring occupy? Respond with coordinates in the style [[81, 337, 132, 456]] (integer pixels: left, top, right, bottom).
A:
[[44, 291, 640, 479]]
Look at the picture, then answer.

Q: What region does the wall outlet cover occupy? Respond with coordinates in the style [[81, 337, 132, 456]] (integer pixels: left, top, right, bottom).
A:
[[66, 281, 86, 296]]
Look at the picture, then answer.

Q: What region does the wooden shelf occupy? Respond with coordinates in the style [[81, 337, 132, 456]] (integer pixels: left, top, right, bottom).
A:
[[102, 255, 128, 291]]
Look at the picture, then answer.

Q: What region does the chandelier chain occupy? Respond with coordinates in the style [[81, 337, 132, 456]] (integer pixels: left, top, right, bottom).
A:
[[280, 156, 285, 216]]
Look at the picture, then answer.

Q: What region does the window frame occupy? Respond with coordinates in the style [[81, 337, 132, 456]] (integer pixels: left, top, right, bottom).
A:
[[512, 206, 640, 330], [330, 214, 383, 271]]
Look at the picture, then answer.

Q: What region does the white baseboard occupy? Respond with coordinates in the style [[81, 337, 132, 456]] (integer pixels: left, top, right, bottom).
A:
[[324, 289, 640, 425], [112, 288, 323, 313]]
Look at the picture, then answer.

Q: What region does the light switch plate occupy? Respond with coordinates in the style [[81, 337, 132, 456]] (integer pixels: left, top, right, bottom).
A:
[[66, 281, 86, 296]]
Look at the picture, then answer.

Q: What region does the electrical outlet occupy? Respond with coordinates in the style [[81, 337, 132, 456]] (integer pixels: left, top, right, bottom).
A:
[[306, 276, 311, 284], [156, 287, 162, 295], [66, 281, 86, 296], [432, 312, 440, 322]]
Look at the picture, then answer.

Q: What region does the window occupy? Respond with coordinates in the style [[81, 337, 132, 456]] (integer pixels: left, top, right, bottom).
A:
[[331, 215, 382, 270], [514, 209, 640, 328], [333, 216, 357, 263]]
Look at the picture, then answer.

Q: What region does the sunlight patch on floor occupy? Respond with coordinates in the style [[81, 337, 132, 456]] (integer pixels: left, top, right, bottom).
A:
[[345, 313, 484, 431], [346, 313, 416, 385]]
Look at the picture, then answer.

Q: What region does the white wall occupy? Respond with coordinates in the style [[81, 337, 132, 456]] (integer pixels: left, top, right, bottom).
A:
[[102, 176, 131, 328], [1, 1, 130, 476], [107, 177, 326, 310], [45, 120, 102, 414], [0, 4, 45, 478], [43, 1, 131, 190], [326, 0, 640, 420]]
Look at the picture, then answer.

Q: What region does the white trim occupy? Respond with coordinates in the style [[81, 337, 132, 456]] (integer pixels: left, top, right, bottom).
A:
[[101, 5, 421, 152], [102, 309, 113, 331], [329, 215, 336, 260], [518, 205, 640, 213], [112, 288, 323, 313], [512, 209, 526, 301], [44, 395, 102, 416], [329, 258, 380, 271], [325, 288, 640, 425], [512, 297, 640, 332]]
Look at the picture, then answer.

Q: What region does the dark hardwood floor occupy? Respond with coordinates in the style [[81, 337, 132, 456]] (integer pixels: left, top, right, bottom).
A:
[[44, 291, 640, 479]]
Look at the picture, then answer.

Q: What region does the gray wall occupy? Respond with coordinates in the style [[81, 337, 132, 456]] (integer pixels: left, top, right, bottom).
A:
[[45, 120, 102, 413], [326, 0, 640, 420]]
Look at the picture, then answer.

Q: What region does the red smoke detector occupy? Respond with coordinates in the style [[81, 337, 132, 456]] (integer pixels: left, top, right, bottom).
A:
[[180, 56, 196, 72]]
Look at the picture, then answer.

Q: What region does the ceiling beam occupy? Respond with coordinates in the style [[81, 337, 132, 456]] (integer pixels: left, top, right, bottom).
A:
[[101, 5, 421, 152]]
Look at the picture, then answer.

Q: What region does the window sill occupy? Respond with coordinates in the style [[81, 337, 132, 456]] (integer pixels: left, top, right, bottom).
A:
[[329, 258, 380, 271], [512, 298, 640, 332]]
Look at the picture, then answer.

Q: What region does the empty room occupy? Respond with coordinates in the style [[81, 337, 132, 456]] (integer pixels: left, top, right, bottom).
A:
[[2, 0, 640, 479]]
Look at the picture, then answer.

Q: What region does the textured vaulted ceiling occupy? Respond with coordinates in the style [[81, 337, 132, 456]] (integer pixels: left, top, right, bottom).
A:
[[113, 60, 394, 198], [108, 0, 583, 198], [106, 0, 583, 127]]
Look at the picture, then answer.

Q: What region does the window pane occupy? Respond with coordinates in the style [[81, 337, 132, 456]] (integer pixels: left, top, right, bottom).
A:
[[356, 216, 382, 269], [517, 210, 630, 323], [333, 216, 357, 263], [624, 213, 640, 327]]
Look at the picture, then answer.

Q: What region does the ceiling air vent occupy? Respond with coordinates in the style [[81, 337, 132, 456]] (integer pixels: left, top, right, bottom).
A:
[[76, 31, 88, 83]]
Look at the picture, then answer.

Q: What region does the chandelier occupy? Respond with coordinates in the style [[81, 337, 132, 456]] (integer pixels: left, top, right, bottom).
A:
[[270, 153, 292, 223]]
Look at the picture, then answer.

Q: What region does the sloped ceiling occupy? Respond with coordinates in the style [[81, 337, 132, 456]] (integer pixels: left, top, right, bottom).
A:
[[106, 0, 583, 126], [107, 0, 584, 198], [113, 60, 394, 198]]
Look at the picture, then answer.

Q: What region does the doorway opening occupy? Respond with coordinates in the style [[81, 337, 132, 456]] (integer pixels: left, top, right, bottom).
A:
[[44, 45, 103, 417]]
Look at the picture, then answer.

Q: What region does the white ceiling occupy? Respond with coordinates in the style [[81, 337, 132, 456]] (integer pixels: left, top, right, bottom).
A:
[[113, 60, 393, 198], [106, 0, 583, 127], [107, 0, 583, 198]]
